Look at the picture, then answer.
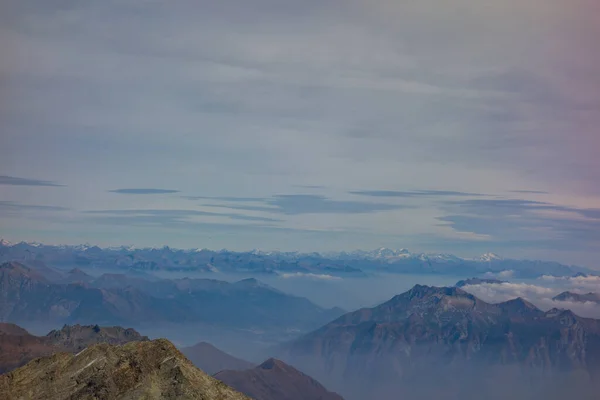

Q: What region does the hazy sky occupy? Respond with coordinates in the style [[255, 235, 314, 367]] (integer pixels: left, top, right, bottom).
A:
[[1, 0, 599, 266]]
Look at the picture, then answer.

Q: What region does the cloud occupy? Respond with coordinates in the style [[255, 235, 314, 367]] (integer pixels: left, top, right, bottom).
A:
[[461, 278, 600, 318], [279, 272, 342, 281], [437, 198, 600, 251], [108, 189, 180, 194], [540, 275, 600, 293], [510, 190, 549, 194], [182, 196, 266, 202], [204, 194, 407, 215], [483, 270, 515, 279], [349, 190, 485, 198], [0, 175, 64, 187], [84, 208, 280, 223], [0, 201, 69, 212]]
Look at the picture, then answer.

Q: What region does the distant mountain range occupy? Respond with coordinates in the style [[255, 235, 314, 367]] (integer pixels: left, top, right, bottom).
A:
[[278, 284, 600, 400], [0, 323, 147, 373], [0, 261, 343, 342], [0, 339, 250, 400], [0, 240, 592, 278]]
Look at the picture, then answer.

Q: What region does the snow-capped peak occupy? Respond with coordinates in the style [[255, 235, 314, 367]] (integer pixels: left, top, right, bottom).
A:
[[0, 239, 13, 247], [479, 252, 503, 262]]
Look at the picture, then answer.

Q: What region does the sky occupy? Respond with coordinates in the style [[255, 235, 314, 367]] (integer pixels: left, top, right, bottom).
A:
[[0, 0, 599, 267]]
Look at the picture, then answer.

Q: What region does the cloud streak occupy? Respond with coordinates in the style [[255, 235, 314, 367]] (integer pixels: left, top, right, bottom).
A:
[[84, 208, 280, 223], [108, 189, 180, 195], [204, 194, 408, 215], [0, 201, 69, 212], [349, 190, 485, 198], [0, 176, 64, 187]]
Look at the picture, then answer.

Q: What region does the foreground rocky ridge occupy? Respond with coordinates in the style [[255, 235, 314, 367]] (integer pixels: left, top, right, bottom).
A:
[[0, 339, 250, 400]]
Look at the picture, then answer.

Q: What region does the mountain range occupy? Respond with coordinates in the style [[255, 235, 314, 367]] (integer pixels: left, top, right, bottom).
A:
[[0, 260, 344, 359], [278, 284, 600, 400], [0, 261, 343, 331], [0, 240, 591, 278]]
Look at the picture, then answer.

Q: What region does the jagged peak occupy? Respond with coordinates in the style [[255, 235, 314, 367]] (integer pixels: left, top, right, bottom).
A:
[[501, 297, 537, 309], [545, 308, 577, 319], [406, 284, 467, 298], [498, 297, 541, 316]]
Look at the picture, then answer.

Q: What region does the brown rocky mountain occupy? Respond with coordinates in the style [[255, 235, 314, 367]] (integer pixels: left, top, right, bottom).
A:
[[0, 323, 54, 374], [0, 323, 147, 373], [279, 285, 600, 400], [215, 358, 344, 400], [0, 339, 250, 400], [181, 341, 254, 375], [553, 291, 600, 304]]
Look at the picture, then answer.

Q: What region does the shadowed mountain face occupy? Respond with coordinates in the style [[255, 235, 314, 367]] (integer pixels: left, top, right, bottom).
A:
[[0, 339, 250, 400], [215, 358, 344, 400], [279, 285, 600, 400], [181, 342, 254, 375], [0, 323, 147, 374], [553, 291, 600, 304], [0, 262, 343, 334]]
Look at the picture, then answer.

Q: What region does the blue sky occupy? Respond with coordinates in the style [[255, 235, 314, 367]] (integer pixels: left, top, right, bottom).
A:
[[0, 0, 599, 266]]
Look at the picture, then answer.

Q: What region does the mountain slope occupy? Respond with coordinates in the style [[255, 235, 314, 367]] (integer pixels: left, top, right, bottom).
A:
[[181, 342, 254, 375], [279, 285, 600, 399], [0, 339, 250, 400], [0, 323, 54, 374], [215, 358, 344, 400]]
